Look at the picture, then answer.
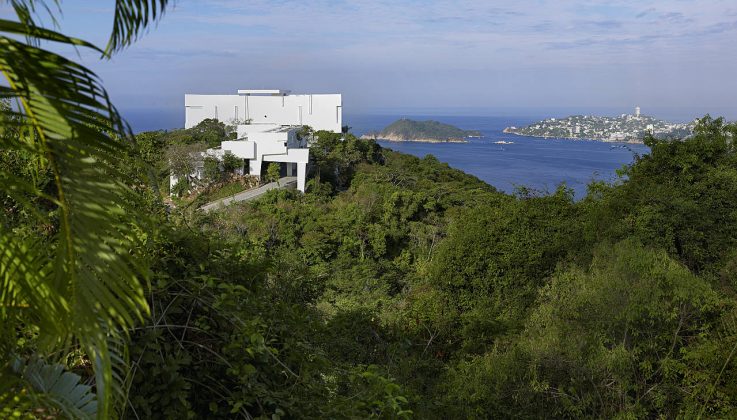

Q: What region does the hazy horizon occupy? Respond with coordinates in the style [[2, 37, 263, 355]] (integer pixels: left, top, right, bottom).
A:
[[22, 0, 737, 122], [121, 105, 718, 133]]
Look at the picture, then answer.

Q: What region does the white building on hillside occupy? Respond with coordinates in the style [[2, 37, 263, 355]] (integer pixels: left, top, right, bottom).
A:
[[175, 89, 343, 193]]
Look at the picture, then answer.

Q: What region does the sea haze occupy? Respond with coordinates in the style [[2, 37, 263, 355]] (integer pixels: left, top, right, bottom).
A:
[[347, 114, 649, 199]]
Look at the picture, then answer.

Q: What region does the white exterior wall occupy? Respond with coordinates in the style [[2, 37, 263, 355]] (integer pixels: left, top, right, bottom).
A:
[[244, 95, 342, 132], [185, 95, 245, 127], [263, 148, 310, 164], [221, 140, 255, 159], [185, 92, 342, 133]]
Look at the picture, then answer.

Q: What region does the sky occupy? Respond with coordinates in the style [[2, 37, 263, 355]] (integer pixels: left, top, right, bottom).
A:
[[6, 0, 737, 124]]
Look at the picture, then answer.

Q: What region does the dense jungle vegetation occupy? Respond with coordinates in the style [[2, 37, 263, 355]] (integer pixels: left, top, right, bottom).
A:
[[3, 1, 737, 418], [120, 117, 737, 419]]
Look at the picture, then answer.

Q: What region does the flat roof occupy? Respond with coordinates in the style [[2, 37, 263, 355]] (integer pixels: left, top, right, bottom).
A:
[[237, 89, 291, 95]]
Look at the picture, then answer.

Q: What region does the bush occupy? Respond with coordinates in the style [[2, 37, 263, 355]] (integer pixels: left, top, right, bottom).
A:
[[222, 151, 241, 174], [266, 162, 280, 183], [203, 156, 221, 183]]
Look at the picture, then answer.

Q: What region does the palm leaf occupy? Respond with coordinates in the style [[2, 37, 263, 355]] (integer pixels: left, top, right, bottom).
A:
[[0, 358, 97, 419], [22, 358, 98, 419], [7, 1, 61, 36], [6, 0, 170, 56], [105, 0, 171, 55], [0, 2, 172, 416]]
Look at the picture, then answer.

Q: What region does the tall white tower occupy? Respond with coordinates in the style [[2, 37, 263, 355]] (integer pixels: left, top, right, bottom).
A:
[[635, 106, 641, 117]]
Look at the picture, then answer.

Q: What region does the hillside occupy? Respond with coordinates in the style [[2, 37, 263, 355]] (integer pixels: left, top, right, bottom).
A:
[[136, 118, 737, 418], [7, 114, 737, 418], [362, 118, 482, 142]]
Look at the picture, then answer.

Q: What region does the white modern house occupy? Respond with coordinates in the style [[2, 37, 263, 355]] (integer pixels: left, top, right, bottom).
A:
[[172, 89, 342, 193]]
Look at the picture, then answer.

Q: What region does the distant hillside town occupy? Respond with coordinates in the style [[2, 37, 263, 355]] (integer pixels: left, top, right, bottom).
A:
[[504, 107, 694, 143]]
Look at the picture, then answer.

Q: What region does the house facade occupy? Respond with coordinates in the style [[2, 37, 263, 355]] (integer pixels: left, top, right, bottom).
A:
[[175, 89, 342, 193]]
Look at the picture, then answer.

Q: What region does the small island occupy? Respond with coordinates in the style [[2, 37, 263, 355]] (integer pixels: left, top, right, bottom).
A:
[[361, 119, 482, 143], [504, 107, 694, 143]]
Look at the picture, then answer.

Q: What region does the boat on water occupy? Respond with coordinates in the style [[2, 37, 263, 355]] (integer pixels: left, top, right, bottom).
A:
[[494, 140, 514, 145]]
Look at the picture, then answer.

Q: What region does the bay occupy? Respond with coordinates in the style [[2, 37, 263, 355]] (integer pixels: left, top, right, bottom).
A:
[[346, 114, 650, 199]]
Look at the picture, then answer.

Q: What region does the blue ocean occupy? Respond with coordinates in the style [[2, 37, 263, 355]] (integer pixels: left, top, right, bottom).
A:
[[346, 114, 649, 199]]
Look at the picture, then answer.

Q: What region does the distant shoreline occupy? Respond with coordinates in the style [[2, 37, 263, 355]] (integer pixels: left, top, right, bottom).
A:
[[361, 134, 468, 144], [502, 128, 644, 144]]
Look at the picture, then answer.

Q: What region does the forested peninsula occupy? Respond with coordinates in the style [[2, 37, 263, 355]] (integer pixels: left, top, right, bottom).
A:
[[361, 118, 481, 143]]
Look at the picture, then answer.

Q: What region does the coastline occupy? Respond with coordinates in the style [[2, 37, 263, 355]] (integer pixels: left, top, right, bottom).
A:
[[360, 134, 468, 144], [503, 128, 644, 144]]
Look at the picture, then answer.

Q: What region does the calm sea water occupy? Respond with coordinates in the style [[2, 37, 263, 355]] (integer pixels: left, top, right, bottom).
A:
[[346, 114, 649, 199]]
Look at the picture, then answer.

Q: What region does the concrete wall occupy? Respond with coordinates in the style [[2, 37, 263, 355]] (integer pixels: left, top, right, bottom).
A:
[[185, 95, 244, 127], [185, 92, 342, 133], [245, 94, 342, 132], [262, 148, 309, 164], [221, 140, 255, 159]]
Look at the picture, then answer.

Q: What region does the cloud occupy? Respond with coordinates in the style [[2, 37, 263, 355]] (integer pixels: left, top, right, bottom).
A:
[[636, 8, 657, 19], [52, 0, 737, 115]]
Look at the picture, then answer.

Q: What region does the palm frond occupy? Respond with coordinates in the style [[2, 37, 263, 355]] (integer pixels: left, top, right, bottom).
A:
[[7, 1, 62, 33], [105, 0, 171, 56], [0, 235, 60, 339], [1, 8, 154, 419], [22, 358, 98, 419], [0, 358, 97, 419], [0, 18, 100, 51]]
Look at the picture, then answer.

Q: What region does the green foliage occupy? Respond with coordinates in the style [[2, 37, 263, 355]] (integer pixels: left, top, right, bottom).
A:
[[0, 358, 98, 419], [310, 131, 382, 190], [266, 162, 280, 184], [202, 155, 221, 183], [166, 142, 205, 180], [581, 116, 737, 274], [162, 128, 197, 146], [189, 118, 228, 148], [189, 117, 737, 418], [1, 2, 168, 418], [441, 240, 728, 418], [170, 177, 190, 197], [152, 119, 229, 150], [124, 227, 413, 419], [221, 150, 241, 173], [135, 130, 167, 168]]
